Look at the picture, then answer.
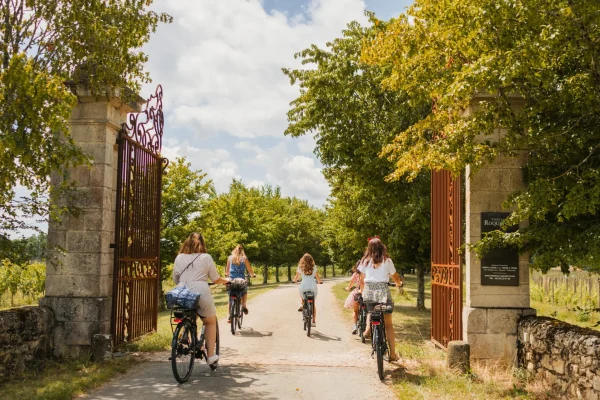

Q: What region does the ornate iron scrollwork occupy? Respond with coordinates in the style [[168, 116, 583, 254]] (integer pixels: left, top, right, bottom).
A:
[[121, 85, 164, 155]]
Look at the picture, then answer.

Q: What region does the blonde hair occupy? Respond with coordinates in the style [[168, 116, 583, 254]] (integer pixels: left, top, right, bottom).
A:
[[298, 253, 315, 275], [179, 232, 207, 255], [231, 244, 246, 264]]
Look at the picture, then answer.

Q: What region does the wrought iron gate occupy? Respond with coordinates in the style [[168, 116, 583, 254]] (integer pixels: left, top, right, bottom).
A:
[[112, 86, 167, 346], [431, 169, 462, 349]]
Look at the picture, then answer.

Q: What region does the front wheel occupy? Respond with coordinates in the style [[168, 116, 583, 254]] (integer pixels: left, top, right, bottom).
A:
[[171, 322, 195, 383], [210, 322, 220, 370], [238, 301, 244, 329], [359, 308, 366, 343]]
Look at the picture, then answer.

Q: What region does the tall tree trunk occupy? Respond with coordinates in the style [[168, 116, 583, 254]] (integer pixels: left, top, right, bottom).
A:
[[332, 265, 335, 277], [322, 265, 326, 278], [276, 265, 280, 283], [287, 264, 292, 281], [263, 265, 268, 284], [416, 265, 426, 310]]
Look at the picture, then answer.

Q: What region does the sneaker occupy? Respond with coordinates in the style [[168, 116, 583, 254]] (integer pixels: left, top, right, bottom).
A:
[[206, 355, 219, 365], [351, 326, 358, 335], [297, 306, 303, 312], [242, 306, 249, 315], [311, 321, 316, 327], [227, 318, 231, 324]]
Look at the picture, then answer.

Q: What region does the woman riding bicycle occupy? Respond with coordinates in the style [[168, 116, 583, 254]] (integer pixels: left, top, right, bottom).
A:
[[358, 237, 403, 362], [293, 253, 323, 327], [173, 232, 229, 365], [225, 244, 256, 323]]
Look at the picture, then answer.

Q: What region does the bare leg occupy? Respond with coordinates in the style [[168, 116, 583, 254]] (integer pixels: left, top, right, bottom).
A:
[[201, 316, 217, 358], [384, 313, 397, 360], [312, 300, 317, 323], [352, 303, 359, 325], [242, 292, 248, 308], [364, 313, 371, 337]]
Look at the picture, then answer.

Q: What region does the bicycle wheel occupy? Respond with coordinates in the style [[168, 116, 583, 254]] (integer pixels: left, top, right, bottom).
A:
[[359, 308, 366, 343], [237, 301, 243, 329], [306, 302, 312, 337], [375, 327, 385, 380], [171, 322, 195, 383], [230, 299, 237, 335]]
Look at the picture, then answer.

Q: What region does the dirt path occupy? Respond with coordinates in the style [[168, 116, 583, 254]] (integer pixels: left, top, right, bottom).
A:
[[88, 278, 397, 400]]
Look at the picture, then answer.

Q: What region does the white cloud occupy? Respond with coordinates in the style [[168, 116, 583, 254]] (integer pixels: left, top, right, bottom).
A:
[[144, 0, 368, 140], [162, 138, 240, 192]]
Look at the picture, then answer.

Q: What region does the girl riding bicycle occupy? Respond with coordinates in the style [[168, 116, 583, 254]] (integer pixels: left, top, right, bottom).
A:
[[225, 244, 256, 323], [173, 232, 230, 366], [293, 253, 323, 327], [344, 261, 362, 334], [358, 237, 403, 362]]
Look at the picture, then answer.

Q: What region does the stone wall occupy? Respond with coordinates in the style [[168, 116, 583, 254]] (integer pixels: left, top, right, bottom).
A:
[[0, 306, 54, 377], [519, 316, 600, 399]]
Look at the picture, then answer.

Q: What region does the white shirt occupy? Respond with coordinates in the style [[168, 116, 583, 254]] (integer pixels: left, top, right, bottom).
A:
[[358, 258, 396, 283]]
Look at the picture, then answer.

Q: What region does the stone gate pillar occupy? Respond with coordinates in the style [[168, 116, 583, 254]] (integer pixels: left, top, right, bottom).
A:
[[462, 94, 535, 365], [41, 85, 140, 356]]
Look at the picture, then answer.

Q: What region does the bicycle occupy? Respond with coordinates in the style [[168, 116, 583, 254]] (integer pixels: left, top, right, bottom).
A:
[[228, 274, 252, 335], [302, 291, 315, 337], [356, 293, 367, 343], [368, 282, 396, 380], [169, 283, 220, 384]]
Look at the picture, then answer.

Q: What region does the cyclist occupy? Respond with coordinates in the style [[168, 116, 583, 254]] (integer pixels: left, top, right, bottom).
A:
[[358, 237, 403, 362], [225, 244, 256, 323], [292, 253, 323, 327], [344, 261, 362, 334], [173, 232, 230, 366]]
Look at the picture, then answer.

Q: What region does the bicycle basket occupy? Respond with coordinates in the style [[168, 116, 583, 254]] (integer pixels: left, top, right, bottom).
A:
[[165, 286, 201, 310], [229, 278, 247, 292]]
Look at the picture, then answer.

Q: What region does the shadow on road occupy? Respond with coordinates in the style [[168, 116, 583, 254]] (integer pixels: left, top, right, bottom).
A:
[[309, 331, 341, 342], [237, 328, 273, 338]]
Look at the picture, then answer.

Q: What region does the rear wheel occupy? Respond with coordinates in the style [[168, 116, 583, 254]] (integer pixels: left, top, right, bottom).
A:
[[359, 308, 366, 343], [171, 322, 195, 383], [375, 328, 384, 380], [237, 301, 243, 329], [306, 302, 312, 337], [230, 300, 237, 335]]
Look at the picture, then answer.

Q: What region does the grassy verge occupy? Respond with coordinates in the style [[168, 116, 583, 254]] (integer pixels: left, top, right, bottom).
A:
[[0, 356, 137, 400], [123, 281, 278, 352], [333, 275, 546, 400]]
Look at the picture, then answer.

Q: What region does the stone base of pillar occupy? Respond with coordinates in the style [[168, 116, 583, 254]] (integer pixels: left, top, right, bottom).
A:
[[463, 306, 536, 365], [40, 296, 111, 357]]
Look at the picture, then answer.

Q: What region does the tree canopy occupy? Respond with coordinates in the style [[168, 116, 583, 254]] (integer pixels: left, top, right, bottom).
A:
[[362, 0, 600, 273], [0, 0, 171, 243], [283, 18, 431, 307]]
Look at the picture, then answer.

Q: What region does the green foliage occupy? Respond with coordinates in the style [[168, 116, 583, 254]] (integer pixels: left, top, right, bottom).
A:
[[0, 259, 45, 307], [283, 18, 431, 291], [160, 157, 215, 277], [362, 0, 600, 272], [0, 0, 171, 239]]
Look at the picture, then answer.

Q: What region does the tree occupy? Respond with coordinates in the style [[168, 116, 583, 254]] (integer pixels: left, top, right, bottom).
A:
[[0, 0, 171, 244], [283, 18, 430, 309], [161, 157, 214, 280], [362, 0, 600, 273]]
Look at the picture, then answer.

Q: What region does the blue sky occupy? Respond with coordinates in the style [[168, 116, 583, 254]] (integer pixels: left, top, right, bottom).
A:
[[141, 0, 413, 207]]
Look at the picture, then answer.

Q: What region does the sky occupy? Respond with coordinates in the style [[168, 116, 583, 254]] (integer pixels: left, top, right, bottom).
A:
[[141, 0, 413, 207]]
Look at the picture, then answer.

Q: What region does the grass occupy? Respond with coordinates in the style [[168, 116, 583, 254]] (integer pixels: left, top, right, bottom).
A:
[[0, 356, 137, 400], [333, 275, 548, 400], [123, 279, 278, 352]]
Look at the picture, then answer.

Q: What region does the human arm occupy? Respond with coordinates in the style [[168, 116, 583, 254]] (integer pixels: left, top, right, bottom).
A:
[[390, 272, 403, 292], [292, 270, 301, 283], [172, 256, 180, 285], [245, 258, 256, 277], [359, 272, 365, 293], [315, 270, 323, 284], [208, 256, 231, 285], [225, 257, 230, 277]]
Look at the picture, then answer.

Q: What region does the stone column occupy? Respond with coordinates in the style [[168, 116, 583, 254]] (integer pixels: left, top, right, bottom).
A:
[[462, 94, 535, 365], [41, 85, 139, 357]]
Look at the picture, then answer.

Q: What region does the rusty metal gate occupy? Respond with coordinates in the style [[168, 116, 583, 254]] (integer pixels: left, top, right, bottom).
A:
[[431, 169, 462, 349], [112, 86, 167, 346]]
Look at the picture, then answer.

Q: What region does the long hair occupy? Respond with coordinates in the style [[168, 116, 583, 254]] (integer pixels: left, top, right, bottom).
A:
[[360, 238, 389, 267], [179, 232, 207, 255], [352, 260, 361, 274], [298, 253, 315, 275], [231, 244, 246, 264]]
